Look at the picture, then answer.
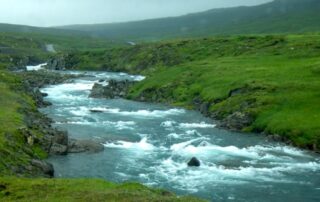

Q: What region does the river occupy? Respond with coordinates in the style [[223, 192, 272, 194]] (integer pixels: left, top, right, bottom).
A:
[[39, 71, 320, 202]]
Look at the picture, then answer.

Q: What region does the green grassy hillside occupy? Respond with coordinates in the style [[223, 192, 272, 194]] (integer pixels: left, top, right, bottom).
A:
[[58, 0, 320, 40], [0, 23, 86, 37], [62, 34, 320, 150], [0, 70, 49, 176], [128, 35, 320, 150]]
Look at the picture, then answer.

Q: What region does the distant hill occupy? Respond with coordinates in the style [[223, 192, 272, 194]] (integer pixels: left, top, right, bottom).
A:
[[0, 23, 86, 37], [57, 0, 320, 40]]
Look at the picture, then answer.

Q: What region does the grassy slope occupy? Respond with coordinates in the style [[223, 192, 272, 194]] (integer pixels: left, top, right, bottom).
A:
[[65, 34, 320, 150], [128, 35, 320, 149], [0, 178, 202, 202], [58, 0, 320, 41], [0, 70, 48, 175], [0, 33, 54, 175]]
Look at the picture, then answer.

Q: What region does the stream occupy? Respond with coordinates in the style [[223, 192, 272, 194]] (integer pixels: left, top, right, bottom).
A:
[[39, 71, 320, 202]]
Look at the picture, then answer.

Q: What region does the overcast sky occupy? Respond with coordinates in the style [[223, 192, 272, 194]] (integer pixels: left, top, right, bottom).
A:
[[0, 0, 272, 27]]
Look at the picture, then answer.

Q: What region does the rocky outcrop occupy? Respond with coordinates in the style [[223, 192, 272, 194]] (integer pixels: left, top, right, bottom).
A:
[[4, 71, 79, 177], [46, 57, 66, 70], [193, 97, 211, 116], [68, 139, 104, 153], [30, 159, 54, 177], [90, 80, 136, 99], [187, 157, 201, 167], [216, 112, 254, 131], [48, 131, 69, 155], [20, 71, 77, 89]]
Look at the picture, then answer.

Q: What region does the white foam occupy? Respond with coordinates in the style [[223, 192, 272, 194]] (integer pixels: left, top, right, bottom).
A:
[[70, 106, 89, 116], [170, 140, 273, 159], [167, 130, 202, 140], [179, 122, 216, 129], [41, 81, 94, 103], [26, 63, 47, 71], [101, 108, 185, 118], [167, 133, 180, 139], [102, 121, 136, 130], [145, 153, 320, 193], [56, 120, 135, 130], [160, 121, 177, 127], [246, 145, 307, 157], [186, 130, 202, 136], [131, 75, 146, 81], [170, 138, 207, 152], [104, 137, 155, 151]]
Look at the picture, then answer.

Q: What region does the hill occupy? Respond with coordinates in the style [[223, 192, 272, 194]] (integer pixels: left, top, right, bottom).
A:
[[57, 0, 320, 40], [0, 23, 85, 37]]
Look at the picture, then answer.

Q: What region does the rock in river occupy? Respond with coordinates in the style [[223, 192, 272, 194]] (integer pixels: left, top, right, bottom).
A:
[[68, 139, 104, 153], [187, 157, 201, 167]]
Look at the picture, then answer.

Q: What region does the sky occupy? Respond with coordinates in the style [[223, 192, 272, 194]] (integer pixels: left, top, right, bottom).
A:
[[0, 0, 272, 27]]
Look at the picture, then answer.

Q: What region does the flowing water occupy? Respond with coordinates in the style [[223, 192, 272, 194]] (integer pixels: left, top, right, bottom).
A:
[[40, 71, 320, 202]]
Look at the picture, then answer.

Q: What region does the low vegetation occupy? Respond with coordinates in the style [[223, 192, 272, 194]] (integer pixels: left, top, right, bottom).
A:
[[0, 177, 203, 202], [62, 34, 320, 150]]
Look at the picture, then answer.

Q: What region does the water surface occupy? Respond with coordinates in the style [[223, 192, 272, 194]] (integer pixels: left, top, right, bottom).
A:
[[41, 71, 320, 202]]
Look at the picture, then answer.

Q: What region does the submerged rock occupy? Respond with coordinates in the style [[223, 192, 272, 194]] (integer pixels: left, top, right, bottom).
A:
[[187, 157, 201, 167], [89, 109, 105, 113]]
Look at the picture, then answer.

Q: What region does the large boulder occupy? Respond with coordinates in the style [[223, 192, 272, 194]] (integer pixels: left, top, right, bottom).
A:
[[187, 157, 201, 167]]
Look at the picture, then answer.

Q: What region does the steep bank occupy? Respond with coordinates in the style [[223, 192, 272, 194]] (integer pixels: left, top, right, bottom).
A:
[[60, 34, 320, 151], [0, 70, 52, 177], [0, 70, 78, 177]]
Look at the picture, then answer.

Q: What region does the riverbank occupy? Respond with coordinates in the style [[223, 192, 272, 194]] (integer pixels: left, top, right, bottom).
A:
[[55, 34, 320, 152], [40, 70, 320, 202]]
